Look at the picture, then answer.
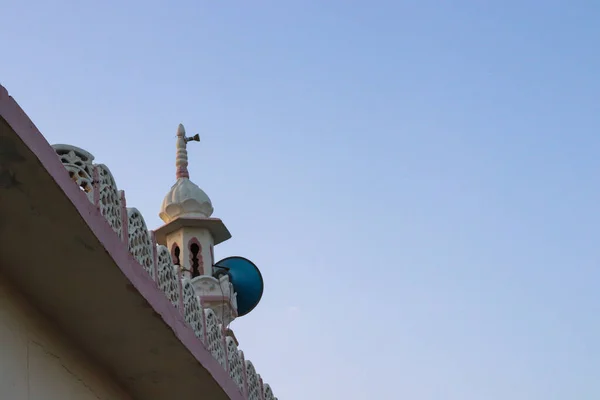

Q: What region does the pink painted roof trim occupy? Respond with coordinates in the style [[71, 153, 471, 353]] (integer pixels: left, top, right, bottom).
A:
[[0, 85, 243, 400]]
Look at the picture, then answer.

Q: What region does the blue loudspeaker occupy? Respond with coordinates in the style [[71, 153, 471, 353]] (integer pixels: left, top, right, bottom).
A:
[[213, 256, 264, 317]]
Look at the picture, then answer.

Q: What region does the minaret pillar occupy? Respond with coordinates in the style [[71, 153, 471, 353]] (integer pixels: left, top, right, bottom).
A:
[[154, 123, 236, 325]]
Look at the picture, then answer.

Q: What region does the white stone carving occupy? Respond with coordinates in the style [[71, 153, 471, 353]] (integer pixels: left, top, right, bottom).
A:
[[52, 144, 95, 202], [190, 275, 236, 303], [264, 384, 276, 400], [160, 178, 214, 222], [190, 275, 237, 326], [94, 164, 123, 238], [226, 337, 245, 392], [204, 308, 226, 369], [245, 360, 261, 400], [156, 245, 180, 308], [182, 279, 204, 340], [126, 208, 155, 279]]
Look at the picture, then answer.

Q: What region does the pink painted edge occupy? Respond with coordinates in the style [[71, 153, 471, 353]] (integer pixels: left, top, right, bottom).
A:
[[240, 352, 249, 398], [171, 242, 185, 313], [119, 190, 128, 243], [150, 232, 159, 280], [0, 85, 244, 400], [92, 166, 100, 206], [221, 324, 229, 373], [202, 303, 208, 346], [176, 166, 189, 179], [259, 375, 265, 400]]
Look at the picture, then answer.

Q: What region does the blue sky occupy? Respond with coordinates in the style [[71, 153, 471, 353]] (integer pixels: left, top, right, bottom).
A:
[[2, 1, 600, 399]]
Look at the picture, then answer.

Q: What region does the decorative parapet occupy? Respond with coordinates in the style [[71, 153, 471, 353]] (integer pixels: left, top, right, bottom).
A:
[[156, 245, 180, 308], [182, 279, 206, 341], [245, 361, 262, 400], [127, 208, 155, 280], [227, 337, 246, 393], [51, 144, 278, 400], [191, 275, 238, 327], [53, 145, 96, 201], [96, 163, 123, 238]]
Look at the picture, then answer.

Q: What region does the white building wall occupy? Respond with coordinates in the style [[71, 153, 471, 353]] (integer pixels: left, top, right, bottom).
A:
[[0, 274, 131, 400]]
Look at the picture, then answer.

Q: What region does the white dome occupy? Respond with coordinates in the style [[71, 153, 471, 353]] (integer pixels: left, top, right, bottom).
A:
[[159, 177, 214, 223]]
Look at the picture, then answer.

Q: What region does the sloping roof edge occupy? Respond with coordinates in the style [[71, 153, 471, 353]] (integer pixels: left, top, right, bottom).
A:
[[0, 84, 245, 400]]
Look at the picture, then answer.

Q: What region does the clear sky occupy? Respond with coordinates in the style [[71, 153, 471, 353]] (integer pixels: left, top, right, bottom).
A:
[[2, 1, 600, 399]]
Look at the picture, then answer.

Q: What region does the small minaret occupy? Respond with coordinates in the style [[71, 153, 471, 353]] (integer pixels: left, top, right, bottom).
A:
[[155, 124, 237, 325]]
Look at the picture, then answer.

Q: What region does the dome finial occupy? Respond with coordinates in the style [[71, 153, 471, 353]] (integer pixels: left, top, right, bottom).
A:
[[175, 123, 200, 179]]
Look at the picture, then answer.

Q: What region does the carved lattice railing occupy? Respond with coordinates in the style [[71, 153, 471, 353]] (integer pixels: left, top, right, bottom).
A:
[[52, 144, 278, 400]]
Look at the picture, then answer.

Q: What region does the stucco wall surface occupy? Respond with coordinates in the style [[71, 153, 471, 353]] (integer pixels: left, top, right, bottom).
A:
[[0, 274, 130, 400]]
